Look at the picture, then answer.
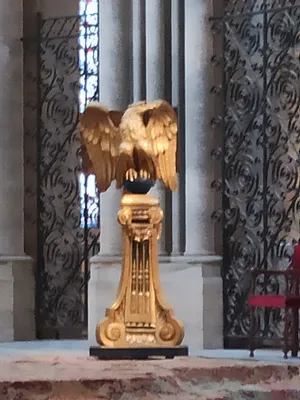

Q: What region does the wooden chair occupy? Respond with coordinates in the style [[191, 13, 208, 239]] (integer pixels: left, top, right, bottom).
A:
[[248, 244, 300, 358]]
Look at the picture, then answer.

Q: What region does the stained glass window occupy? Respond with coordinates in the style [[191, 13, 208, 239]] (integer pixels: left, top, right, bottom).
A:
[[80, 173, 99, 228], [79, 0, 99, 112], [79, 0, 100, 229]]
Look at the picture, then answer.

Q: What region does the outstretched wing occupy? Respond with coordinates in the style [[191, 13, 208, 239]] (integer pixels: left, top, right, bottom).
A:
[[143, 100, 178, 191], [80, 102, 123, 192]]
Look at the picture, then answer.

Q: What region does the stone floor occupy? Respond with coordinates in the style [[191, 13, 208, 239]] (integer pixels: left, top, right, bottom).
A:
[[0, 341, 300, 399], [0, 339, 299, 363]]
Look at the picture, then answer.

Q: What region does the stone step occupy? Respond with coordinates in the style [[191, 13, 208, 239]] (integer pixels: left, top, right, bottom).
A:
[[0, 355, 300, 399], [1, 378, 299, 399]]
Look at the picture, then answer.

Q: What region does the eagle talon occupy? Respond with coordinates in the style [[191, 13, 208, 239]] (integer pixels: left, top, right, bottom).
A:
[[139, 170, 150, 179], [125, 168, 138, 182]]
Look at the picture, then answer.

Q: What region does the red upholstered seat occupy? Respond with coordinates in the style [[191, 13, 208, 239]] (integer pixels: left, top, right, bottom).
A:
[[248, 244, 300, 358], [249, 295, 300, 308], [249, 295, 285, 308]]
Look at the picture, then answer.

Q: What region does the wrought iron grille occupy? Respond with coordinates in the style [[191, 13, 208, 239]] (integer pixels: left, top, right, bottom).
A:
[[36, 12, 100, 339], [211, 1, 300, 347]]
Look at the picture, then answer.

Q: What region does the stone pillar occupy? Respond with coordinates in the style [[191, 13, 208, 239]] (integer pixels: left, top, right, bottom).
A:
[[0, 1, 35, 340], [145, 0, 168, 255], [181, 0, 222, 348], [98, 0, 132, 257], [171, 0, 182, 256], [153, 0, 223, 350], [132, 0, 146, 102], [185, 0, 215, 257], [88, 0, 132, 344]]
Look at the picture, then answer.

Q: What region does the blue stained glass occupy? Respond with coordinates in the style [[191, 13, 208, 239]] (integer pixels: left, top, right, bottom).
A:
[[79, 0, 99, 113], [79, 0, 100, 229], [79, 0, 98, 16]]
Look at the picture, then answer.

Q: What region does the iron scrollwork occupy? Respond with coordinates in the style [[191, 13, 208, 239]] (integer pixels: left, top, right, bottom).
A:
[[212, 1, 300, 345], [36, 10, 100, 338], [223, 0, 298, 15]]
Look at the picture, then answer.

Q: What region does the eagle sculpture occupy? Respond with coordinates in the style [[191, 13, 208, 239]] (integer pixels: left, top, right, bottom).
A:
[[80, 100, 178, 193]]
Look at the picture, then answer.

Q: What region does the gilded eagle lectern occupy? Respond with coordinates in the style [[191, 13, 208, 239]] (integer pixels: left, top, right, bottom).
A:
[[80, 100, 188, 359]]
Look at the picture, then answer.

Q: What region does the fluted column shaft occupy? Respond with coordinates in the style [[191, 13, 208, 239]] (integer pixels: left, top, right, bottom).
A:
[[99, 0, 132, 256], [184, 0, 215, 256], [145, 0, 168, 255], [171, 0, 184, 255], [132, 0, 146, 102]]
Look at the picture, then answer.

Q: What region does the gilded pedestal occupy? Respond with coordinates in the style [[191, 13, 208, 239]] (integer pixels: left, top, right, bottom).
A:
[[96, 194, 184, 349]]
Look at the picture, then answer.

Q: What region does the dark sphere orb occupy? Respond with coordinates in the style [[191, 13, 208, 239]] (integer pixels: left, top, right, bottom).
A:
[[123, 177, 154, 194]]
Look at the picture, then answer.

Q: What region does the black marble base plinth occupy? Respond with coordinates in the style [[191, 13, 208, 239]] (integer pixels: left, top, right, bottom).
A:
[[89, 345, 189, 360]]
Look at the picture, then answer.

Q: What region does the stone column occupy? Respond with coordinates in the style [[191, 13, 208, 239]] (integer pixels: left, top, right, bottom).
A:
[[171, 0, 182, 256], [155, 0, 223, 350], [183, 0, 223, 348], [145, 0, 168, 255], [185, 0, 215, 257], [88, 0, 132, 344], [132, 0, 146, 102], [98, 0, 133, 257], [0, 1, 35, 340]]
